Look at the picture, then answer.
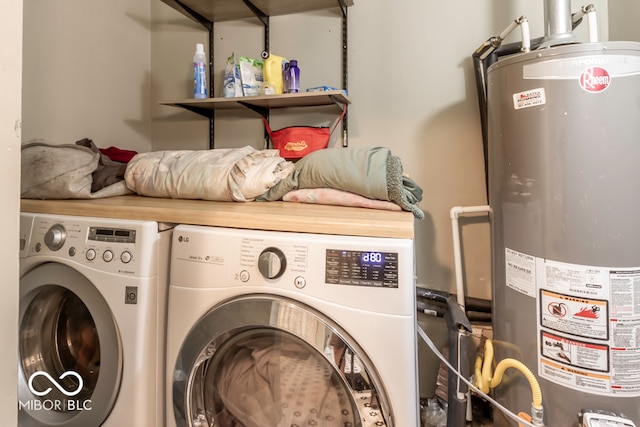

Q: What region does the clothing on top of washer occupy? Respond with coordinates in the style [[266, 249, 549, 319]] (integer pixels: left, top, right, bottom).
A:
[[259, 146, 425, 219], [124, 146, 295, 202], [21, 139, 133, 199]]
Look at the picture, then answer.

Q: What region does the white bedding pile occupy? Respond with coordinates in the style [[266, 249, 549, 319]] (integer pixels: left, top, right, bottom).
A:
[[124, 146, 294, 202]]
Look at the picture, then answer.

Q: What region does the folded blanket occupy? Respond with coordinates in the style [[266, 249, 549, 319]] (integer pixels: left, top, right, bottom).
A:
[[259, 147, 424, 219], [283, 188, 402, 211], [21, 140, 132, 199], [124, 146, 295, 202]]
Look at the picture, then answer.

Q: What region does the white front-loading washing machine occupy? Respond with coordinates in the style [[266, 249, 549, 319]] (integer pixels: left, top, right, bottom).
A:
[[19, 212, 173, 427], [166, 224, 418, 427]]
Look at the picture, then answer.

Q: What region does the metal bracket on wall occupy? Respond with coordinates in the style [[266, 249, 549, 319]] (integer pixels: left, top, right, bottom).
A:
[[338, 0, 349, 146], [241, 0, 269, 51], [173, 0, 216, 148], [238, 103, 269, 119]]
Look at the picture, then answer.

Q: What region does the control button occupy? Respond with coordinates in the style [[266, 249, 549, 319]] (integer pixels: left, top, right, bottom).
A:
[[103, 250, 114, 262], [239, 270, 250, 282], [35, 243, 41, 253], [258, 247, 287, 280], [44, 224, 67, 251], [68, 247, 76, 257], [294, 276, 306, 289], [120, 251, 132, 264], [86, 248, 96, 261]]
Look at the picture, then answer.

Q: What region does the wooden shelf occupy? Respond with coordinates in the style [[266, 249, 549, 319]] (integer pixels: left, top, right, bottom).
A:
[[159, 90, 350, 115], [161, 0, 354, 23], [22, 196, 414, 239]]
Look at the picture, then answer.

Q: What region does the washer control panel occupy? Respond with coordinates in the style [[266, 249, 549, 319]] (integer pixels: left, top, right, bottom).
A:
[[170, 224, 415, 315], [326, 249, 399, 288], [24, 215, 156, 276], [88, 226, 136, 244]]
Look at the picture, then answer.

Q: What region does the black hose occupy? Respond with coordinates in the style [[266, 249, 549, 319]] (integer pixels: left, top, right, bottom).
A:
[[416, 288, 492, 314]]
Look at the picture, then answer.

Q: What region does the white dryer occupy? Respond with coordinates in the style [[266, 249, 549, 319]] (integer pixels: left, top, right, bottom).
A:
[[18, 212, 173, 427], [166, 225, 418, 427]]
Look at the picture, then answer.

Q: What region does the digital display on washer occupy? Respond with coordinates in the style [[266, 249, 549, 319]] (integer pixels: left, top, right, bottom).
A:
[[325, 249, 399, 288], [89, 227, 136, 243]]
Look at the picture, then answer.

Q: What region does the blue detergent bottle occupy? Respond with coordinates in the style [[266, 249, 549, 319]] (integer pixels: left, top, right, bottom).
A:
[[193, 43, 207, 99]]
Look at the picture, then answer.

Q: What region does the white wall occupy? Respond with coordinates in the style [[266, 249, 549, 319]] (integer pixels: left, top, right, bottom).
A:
[[22, 0, 153, 153], [608, 0, 640, 41], [0, 0, 22, 423]]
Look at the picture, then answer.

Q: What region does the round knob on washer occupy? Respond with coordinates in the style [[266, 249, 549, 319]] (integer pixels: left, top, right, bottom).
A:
[[258, 247, 287, 279], [86, 248, 97, 261], [44, 224, 67, 251], [121, 251, 132, 263], [103, 250, 114, 262]]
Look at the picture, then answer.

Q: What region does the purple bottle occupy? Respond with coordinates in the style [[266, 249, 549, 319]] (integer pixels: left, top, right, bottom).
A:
[[284, 59, 300, 93]]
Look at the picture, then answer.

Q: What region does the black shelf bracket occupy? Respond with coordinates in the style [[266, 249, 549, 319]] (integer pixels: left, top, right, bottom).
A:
[[172, 0, 215, 148], [172, 0, 213, 32], [177, 105, 215, 119], [339, 0, 349, 147], [237, 102, 269, 119]]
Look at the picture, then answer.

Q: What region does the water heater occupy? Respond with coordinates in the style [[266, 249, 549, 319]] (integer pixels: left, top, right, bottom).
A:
[[486, 2, 640, 426]]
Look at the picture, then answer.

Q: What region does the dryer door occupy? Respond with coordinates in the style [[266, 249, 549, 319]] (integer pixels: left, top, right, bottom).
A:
[[172, 294, 393, 427], [19, 263, 122, 427]]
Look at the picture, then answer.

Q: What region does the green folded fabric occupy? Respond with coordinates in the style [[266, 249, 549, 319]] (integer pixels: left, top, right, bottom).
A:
[[259, 146, 424, 219]]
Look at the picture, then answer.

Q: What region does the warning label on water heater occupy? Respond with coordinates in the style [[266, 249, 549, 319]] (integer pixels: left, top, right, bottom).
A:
[[504, 248, 640, 396], [512, 87, 546, 110]]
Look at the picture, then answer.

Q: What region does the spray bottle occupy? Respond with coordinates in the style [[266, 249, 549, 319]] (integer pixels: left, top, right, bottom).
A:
[[193, 43, 207, 99], [261, 51, 287, 95]]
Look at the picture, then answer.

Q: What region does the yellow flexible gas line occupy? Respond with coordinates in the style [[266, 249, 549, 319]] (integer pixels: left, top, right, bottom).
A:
[[474, 338, 543, 410], [491, 358, 543, 409]]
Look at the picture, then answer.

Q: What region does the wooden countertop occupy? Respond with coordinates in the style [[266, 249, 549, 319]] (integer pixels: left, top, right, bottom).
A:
[[21, 196, 415, 239]]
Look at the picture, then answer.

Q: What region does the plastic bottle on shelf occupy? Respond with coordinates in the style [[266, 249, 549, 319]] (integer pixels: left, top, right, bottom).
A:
[[261, 51, 287, 94], [193, 43, 207, 99], [284, 59, 300, 93]]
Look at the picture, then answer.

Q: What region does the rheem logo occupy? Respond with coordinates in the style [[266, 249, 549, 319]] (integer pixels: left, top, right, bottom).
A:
[[579, 66, 611, 93]]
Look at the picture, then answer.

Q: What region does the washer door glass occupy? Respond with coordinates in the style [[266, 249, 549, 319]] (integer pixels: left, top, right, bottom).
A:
[[173, 295, 391, 427], [19, 263, 122, 427]]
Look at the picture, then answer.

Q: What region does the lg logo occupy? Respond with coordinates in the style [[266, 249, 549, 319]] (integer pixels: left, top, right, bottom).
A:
[[178, 235, 189, 243]]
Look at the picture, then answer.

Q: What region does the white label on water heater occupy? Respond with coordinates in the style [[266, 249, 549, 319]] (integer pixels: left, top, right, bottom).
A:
[[505, 248, 536, 297], [530, 255, 640, 397], [512, 87, 546, 110]]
